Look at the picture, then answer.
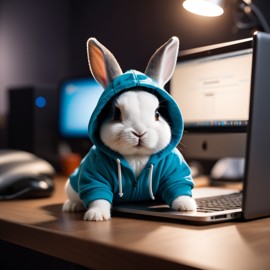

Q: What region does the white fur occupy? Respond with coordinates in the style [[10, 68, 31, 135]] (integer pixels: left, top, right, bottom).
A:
[[84, 200, 111, 221], [125, 155, 150, 177], [100, 91, 171, 175], [62, 179, 85, 212], [171, 196, 197, 211], [63, 180, 111, 221]]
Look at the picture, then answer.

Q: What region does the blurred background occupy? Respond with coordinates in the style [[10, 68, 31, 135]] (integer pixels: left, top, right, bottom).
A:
[[0, 0, 269, 171]]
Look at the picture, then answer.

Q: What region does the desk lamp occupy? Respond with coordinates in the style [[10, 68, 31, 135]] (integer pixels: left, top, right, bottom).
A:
[[183, 0, 270, 33]]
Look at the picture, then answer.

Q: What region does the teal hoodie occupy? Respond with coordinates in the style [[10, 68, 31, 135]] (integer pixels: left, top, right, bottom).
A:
[[70, 70, 194, 208]]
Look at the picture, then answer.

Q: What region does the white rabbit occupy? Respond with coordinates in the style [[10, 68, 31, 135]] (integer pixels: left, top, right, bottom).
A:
[[63, 37, 197, 221]]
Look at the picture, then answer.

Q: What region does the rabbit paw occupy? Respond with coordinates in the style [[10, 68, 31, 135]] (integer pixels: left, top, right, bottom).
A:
[[171, 196, 197, 211], [84, 199, 111, 221], [62, 199, 85, 212]]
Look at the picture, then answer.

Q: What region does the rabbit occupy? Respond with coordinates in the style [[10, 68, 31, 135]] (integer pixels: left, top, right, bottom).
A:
[[62, 36, 197, 221]]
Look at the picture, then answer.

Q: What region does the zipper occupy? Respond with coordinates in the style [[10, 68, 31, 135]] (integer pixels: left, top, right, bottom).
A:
[[132, 163, 151, 188]]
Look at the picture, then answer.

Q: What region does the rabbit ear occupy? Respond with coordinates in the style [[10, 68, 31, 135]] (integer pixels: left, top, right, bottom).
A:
[[145, 36, 179, 88], [87, 38, 123, 89]]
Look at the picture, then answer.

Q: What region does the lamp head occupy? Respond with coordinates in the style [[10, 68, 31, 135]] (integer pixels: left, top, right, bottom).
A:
[[183, 0, 225, 17]]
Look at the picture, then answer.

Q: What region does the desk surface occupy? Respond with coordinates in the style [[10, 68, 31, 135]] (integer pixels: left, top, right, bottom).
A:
[[1, 175, 270, 270]]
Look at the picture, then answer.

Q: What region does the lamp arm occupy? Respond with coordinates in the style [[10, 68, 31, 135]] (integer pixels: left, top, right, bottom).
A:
[[243, 1, 270, 33]]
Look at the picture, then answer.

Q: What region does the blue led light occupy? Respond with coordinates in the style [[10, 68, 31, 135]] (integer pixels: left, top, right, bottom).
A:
[[35, 96, 46, 108]]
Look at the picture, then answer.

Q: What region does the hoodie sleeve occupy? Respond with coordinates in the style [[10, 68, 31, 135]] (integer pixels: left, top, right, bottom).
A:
[[158, 148, 194, 207], [69, 146, 114, 208]]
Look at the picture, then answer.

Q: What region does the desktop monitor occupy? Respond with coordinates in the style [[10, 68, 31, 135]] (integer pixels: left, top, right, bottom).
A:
[[170, 37, 254, 168], [58, 77, 103, 154]]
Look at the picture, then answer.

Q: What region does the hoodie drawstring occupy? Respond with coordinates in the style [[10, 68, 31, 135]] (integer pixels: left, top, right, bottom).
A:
[[116, 159, 155, 200], [149, 164, 155, 200], [117, 159, 123, 197]]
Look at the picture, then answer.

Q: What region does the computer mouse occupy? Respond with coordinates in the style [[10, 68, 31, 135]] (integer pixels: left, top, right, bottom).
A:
[[0, 150, 55, 199]]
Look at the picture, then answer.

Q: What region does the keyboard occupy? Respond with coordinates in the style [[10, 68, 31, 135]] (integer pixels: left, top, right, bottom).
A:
[[196, 192, 242, 213]]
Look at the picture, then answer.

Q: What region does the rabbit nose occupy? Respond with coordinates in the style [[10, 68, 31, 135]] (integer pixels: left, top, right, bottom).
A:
[[132, 131, 146, 138]]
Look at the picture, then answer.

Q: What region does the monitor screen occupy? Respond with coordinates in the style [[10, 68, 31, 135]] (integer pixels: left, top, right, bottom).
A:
[[59, 78, 103, 138], [170, 38, 253, 161], [171, 45, 253, 131]]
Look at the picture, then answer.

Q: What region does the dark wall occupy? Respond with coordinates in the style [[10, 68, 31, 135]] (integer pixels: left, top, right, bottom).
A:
[[1, 0, 269, 112], [0, 0, 269, 149], [69, 0, 234, 76], [68, 0, 270, 76], [0, 0, 71, 115], [0, 0, 71, 147]]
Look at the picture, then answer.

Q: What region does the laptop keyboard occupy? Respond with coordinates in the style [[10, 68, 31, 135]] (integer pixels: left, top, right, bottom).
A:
[[196, 192, 242, 213]]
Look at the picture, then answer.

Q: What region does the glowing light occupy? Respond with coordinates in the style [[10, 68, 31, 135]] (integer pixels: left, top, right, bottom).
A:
[[35, 96, 46, 108], [183, 0, 224, 17]]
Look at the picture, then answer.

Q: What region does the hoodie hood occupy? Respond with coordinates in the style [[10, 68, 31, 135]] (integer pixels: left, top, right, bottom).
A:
[[88, 69, 184, 163]]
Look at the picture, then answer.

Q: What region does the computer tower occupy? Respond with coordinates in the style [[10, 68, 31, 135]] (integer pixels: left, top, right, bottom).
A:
[[8, 87, 59, 168]]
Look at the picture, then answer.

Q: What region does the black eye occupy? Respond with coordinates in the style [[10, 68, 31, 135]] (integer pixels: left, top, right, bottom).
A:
[[113, 107, 122, 121], [155, 109, 160, 121]]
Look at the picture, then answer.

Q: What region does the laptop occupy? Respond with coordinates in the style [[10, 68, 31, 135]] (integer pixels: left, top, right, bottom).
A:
[[112, 32, 270, 223]]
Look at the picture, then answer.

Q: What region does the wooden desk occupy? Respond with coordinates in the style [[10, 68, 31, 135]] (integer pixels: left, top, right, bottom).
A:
[[1, 175, 270, 270]]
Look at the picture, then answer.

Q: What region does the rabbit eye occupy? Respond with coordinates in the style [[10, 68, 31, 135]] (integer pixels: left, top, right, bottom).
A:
[[113, 107, 122, 121], [155, 110, 160, 121]]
